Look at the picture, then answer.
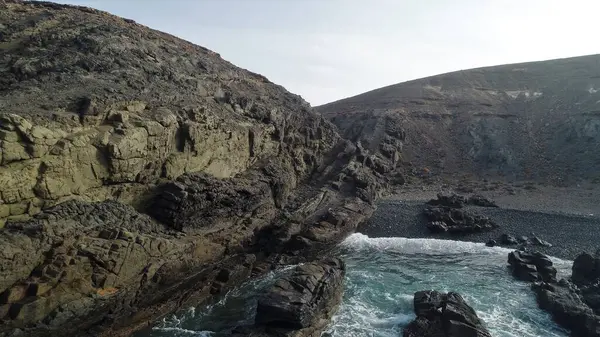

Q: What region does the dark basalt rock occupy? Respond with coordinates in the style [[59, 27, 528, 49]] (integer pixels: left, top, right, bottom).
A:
[[232, 258, 345, 337], [507, 250, 600, 337], [423, 206, 498, 234], [485, 239, 496, 247], [507, 250, 557, 283], [403, 290, 492, 337], [499, 233, 518, 245], [573, 252, 600, 286]]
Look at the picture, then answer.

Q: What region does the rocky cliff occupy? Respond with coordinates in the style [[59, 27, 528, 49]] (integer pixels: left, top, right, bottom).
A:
[[0, 1, 397, 336], [317, 55, 600, 184]]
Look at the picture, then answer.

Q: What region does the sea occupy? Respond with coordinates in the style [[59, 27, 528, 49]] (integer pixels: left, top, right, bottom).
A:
[[137, 233, 571, 337]]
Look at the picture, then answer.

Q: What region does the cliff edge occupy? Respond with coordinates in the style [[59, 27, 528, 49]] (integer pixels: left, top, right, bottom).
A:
[[0, 1, 399, 336]]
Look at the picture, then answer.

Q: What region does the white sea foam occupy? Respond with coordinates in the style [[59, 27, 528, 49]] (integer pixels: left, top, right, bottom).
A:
[[152, 326, 213, 336], [342, 233, 512, 255], [340, 233, 573, 278]]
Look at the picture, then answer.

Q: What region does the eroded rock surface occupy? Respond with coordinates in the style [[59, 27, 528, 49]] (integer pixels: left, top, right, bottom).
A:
[[424, 206, 497, 234], [0, 0, 372, 227], [0, 1, 399, 336], [508, 250, 600, 336], [231, 258, 345, 337], [508, 250, 557, 282], [403, 290, 492, 337]]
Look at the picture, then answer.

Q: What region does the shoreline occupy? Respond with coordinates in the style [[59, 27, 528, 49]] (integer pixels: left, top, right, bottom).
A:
[[360, 185, 600, 260]]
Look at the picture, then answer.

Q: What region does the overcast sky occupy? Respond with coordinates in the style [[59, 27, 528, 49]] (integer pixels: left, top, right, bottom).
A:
[[56, 0, 600, 105]]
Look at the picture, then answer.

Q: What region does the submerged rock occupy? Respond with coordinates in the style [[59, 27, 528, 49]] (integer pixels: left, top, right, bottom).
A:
[[403, 290, 492, 337], [232, 258, 345, 337]]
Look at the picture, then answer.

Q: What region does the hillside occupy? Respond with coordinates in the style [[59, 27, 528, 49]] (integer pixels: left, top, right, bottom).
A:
[[0, 1, 396, 336], [317, 55, 600, 184]]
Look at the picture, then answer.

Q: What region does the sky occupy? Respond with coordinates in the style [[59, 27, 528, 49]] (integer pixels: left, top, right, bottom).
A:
[[55, 0, 600, 106]]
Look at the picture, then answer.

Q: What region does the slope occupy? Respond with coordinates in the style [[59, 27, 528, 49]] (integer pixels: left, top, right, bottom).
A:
[[317, 55, 600, 184]]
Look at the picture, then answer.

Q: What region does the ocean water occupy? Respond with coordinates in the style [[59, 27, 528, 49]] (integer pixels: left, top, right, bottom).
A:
[[139, 234, 571, 337]]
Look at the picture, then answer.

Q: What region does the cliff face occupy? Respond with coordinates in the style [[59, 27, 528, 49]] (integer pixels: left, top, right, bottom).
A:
[[0, 1, 398, 336], [0, 0, 347, 225], [318, 55, 600, 184]]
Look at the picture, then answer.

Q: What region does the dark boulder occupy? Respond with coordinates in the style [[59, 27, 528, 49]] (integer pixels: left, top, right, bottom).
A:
[[499, 234, 518, 245], [573, 252, 600, 286], [508, 250, 557, 283], [423, 206, 497, 234], [233, 258, 344, 337], [467, 194, 499, 208], [403, 290, 492, 337], [506, 251, 600, 337], [534, 281, 600, 337], [486, 239, 496, 247]]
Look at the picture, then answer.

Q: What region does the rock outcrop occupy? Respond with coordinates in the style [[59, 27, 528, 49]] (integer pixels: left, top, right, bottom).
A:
[[423, 206, 497, 234], [508, 250, 600, 336], [0, 1, 397, 336], [0, 0, 394, 226], [318, 54, 600, 184], [423, 194, 498, 234], [403, 290, 492, 337], [232, 258, 345, 337], [507, 250, 557, 282]]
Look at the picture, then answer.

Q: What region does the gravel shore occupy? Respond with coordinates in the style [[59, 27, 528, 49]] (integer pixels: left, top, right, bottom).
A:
[[360, 186, 600, 260]]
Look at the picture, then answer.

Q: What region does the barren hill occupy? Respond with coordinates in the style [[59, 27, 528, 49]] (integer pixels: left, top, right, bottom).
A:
[[317, 55, 600, 184]]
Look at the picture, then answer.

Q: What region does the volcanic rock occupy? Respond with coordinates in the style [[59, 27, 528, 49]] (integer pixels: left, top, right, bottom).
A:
[[403, 290, 492, 337], [231, 258, 345, 337], [507, 250, 557, 283], [423, 206, 497, 234]]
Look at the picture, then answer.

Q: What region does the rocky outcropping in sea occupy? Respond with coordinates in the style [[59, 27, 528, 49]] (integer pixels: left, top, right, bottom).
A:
[[403, 290, 492, 337], [508, 249, 600, 336], [0, 1, 401, 336], [231, 258, 345, 337]]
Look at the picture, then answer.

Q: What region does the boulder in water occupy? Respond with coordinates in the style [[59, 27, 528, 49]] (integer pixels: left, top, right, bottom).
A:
[[572, 252, 600, 286], [423, 206, 498, 234], [507, 250, 600, 337], [486, 239, 496, 247], [403, 290, 492, 337], [534, 281, 600, 337], [508, 250, 557, 283], [233, 258, 345, 336]]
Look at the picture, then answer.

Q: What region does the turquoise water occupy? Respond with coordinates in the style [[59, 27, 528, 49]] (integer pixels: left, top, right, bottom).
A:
[[140, 234, 571, 337]]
